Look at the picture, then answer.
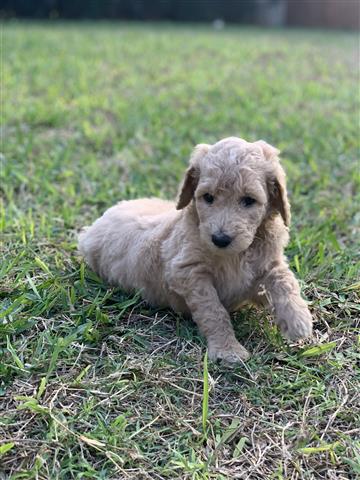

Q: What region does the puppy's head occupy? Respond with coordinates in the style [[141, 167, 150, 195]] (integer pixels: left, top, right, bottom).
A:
[[176, 137, 290, 254]]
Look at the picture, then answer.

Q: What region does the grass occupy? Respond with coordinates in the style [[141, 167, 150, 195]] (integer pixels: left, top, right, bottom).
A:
[[1, 21, 359, 479]]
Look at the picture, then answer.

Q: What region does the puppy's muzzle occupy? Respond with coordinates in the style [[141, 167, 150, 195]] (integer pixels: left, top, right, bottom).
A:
[[211, 232, 232, 248]]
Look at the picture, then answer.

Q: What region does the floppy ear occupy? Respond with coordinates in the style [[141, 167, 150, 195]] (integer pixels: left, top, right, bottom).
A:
[[256, 140, 291, 227], [268, 166, 291, 227], [176, 144, 210, 210], [176, 165, 198, 210], [255, 139, 280, 159]]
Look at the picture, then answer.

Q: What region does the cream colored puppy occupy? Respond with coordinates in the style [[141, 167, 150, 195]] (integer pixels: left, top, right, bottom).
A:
[[79, 137, 312, 363]]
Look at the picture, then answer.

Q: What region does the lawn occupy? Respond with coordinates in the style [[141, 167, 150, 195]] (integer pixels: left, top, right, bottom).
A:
[[1, 21, 359, 479]]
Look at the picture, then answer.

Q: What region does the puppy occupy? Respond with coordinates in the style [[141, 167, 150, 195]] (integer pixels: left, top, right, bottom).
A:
[[79, 137, 312, 363]]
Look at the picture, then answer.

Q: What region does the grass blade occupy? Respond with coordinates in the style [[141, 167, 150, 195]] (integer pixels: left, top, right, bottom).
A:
[[202, 350, 209, 437], [298, 442, 340, 454], [6, 336, 25, 370], [0, 443, 15, 456], [300, 342, 337, 357]]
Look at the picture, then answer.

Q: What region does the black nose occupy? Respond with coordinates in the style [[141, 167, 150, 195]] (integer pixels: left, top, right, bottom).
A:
[[211, 232, 232, 248]]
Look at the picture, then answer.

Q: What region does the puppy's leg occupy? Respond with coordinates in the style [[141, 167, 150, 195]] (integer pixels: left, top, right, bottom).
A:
[[260, 263, 312, 341], [171, 271, 250, 363]]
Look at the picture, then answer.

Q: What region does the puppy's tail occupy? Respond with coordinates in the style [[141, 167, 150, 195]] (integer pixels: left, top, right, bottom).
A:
[[77, 225, 103, 275], [77, 226, 89, 256]]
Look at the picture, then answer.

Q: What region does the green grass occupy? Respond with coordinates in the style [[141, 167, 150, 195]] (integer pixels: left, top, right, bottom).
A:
[[1, 21, 359, 479]]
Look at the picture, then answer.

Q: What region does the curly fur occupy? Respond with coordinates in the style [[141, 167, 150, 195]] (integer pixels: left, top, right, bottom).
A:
[[79, 137, 312, 363]]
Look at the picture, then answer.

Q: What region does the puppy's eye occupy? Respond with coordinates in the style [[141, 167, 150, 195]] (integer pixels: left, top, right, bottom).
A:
[[240, 196, 256, 207], [203, 193, 214, 204]]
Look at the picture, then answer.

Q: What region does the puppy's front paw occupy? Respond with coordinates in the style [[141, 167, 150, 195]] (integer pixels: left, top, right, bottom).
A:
[[208, 340, 250, 364], [279, 307, 313, 341]]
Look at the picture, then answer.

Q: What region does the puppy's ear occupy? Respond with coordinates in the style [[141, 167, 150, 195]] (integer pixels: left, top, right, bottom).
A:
[[268, 166, 291, 227], [256, 140, 291, 227], [176, 144, 210, 210], [255, 140, 280, 160], [176, 166, 198, 210]]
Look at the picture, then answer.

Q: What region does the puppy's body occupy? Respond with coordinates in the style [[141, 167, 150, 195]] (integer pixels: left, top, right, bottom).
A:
[[79, 200, 285, 311], [79, 137, 312, 362], [80, 198, 181, 307]]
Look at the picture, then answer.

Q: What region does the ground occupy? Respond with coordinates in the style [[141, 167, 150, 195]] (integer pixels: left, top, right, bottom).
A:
[[1, 22, 359, 480]]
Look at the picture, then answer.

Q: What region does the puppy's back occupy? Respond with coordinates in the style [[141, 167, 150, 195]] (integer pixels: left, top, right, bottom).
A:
[[78, 198, 178, 295], [115, 198, 175, 217]]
